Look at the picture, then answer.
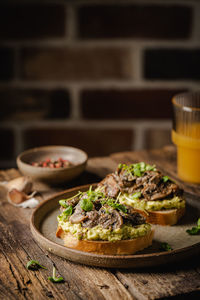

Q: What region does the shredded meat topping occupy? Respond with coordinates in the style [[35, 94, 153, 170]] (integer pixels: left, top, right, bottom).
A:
[[66, 200, 146, 230], [98, 167, 183, 201]]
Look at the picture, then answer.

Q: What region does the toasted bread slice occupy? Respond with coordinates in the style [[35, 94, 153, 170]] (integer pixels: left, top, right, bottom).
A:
[[145, 207, 185, 226], [56, 227, 154, 255]]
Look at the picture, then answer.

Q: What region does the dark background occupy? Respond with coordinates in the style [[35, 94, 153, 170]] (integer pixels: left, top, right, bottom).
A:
[[0, 0, 199, 168]]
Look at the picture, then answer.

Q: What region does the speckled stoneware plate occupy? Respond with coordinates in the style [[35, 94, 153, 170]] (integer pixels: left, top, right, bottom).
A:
[[31, 184, 200, 268]]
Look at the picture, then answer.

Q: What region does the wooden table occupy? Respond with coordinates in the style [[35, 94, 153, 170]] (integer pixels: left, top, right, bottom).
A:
[[1, 146, 200, 300]]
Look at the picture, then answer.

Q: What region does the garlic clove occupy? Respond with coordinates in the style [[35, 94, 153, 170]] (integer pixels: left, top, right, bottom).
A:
[[5, 176, 33, 193], [7, 189, 38, 207], [18, 197, 39, 208], [8, 189, 27, 204]]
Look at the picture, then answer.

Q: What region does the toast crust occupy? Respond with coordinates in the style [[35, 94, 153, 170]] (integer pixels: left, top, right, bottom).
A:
[[56, 227, 154, 255], [146, 207, 185, 225]]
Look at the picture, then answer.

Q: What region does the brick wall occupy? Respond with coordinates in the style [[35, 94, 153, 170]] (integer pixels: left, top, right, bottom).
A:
[[0, 0, 199, 167]]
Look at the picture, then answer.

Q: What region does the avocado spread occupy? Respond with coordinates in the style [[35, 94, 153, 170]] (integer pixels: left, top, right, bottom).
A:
[[58, 214, 151, 241], [119, 194, 185, 211]]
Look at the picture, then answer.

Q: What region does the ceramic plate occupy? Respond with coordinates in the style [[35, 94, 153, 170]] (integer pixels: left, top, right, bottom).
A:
[[31, 184, 200, 268]]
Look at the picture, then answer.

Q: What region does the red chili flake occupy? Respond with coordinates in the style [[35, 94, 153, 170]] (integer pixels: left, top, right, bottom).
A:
[[31, 158, 73, 168]]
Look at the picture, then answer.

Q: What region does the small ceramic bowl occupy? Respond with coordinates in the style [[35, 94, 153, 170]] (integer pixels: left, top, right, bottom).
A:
[[17, 146, 88, 184]]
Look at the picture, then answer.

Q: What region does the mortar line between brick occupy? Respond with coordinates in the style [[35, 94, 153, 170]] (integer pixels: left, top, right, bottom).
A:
[[67, 4, 77, 40], [74, 0, 197, 6], [12, 125, 23, 158], [68, 87, 81, 119], [132, 126, 145, 150], [1, 39, 200, 48], [0, 120, 172, 129], [0, 81, 198, 90], [191, 2, 200, 41]]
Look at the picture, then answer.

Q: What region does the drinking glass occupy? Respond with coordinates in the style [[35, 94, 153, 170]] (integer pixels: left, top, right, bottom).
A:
[[172, 92, 200, 183]]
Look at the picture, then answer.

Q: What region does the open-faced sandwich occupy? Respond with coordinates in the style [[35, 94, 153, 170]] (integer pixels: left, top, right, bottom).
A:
[[56, 187, 154, 254], [97, 162, 185, 226]]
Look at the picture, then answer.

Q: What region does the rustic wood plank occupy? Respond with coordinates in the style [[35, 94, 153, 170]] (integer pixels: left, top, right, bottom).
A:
[[0, 199, 133, 300], [1, 146, 200, 300], [115, 266, 200, 300]]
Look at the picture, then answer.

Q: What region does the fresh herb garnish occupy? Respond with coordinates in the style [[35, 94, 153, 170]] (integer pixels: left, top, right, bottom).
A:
[[80, 198, 93, 211], [85, 186, 105, 202], [26, 260, 47, 270], [59, 200, 73, 216], [159, 242, 173, 251], [131, 192, 142, 200], [101, 198, 127, 213], [59, 199, 68, 208], [59, 192, 82, 207], [48, 266, 64, 283], [186, 218, 200, 235], [163, 176, 169, 183], [118, 162, 156, 177], [118, 163, 123, 170], [63, 205, 73, 216]]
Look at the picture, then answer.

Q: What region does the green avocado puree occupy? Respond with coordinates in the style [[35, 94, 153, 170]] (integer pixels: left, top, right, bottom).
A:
[[119, 194, 185, 211], [57, 215, 151, 242]]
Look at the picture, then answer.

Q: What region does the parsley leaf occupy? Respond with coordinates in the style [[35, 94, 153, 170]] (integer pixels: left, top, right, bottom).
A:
[[120, 162, 156, 177], [80, 198, 93, 211], [159, 242, 173, 251], [63, 205, 73, 216], [103, 198, 127, 213], [186, 227, 200, 235], [186, 218, 200, 235], [26, 260, 47, 270], [48, 266, 64, 283], [163, 176, 169, 183], [59, 199, 68, 208]]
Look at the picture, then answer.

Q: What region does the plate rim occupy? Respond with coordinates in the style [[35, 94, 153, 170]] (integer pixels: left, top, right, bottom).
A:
[[31, 184, 200, 264]]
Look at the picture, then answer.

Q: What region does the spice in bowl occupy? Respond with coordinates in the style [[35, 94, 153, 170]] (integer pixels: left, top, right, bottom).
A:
[[31, 158, 73, 169]]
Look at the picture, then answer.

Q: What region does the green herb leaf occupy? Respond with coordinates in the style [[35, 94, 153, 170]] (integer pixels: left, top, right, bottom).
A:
[[159, 242, 173, 251], [48, 266, 64, 283], [59, 192, 82, 206], [118, 163, 123, 169], [131, 192, 142, 200], [26, 260, 47, 270], [82, 186, 105, 203], [186, 218, 200, 235], [59, 199, 68, 208], [186, 227, 200, 235], [80, 198, 93, 211], [48, 276, 64, 283], [133, 164, 142, 177], [121, 162, 156, 177], [163, 176, 169, 183], [105, 199, 127, 213], [63, 205, 73, 216], [146, 164, 156, 171]]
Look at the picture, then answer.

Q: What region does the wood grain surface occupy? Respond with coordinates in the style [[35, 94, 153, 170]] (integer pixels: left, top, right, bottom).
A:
[[1, 146, 200, 300]]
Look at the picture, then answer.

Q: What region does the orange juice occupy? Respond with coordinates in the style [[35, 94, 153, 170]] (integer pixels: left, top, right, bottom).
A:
[[172, 123, 200, 183]]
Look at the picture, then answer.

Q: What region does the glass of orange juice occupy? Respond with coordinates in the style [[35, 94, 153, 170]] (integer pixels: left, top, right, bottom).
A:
[[172, 92, 200, 184]]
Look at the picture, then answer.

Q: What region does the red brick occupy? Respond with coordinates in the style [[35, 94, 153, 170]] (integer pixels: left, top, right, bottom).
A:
[[80, 89, 187, 119], [78, 5, 192, 39], [23, 128, 134, 157], [20, 47, 131, 81], [0, 129, 15, 159], [0, 4, 66, 40], [0, 48, 14, 81], [0, 88, 70, 120], [145, 49, 200, 80], [144, 129, 172, 149]]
